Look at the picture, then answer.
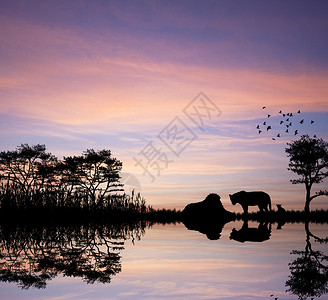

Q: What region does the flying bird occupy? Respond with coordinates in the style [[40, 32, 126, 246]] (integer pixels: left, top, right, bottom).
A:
[[297, 110, 301, 113], [258, 130, 262, 134], [272, 138, 276, 140], [286, 118, 289, 122], [279, 110, 282, 114], [290, 113, 293, 116], [267, 114, 271, 118], [294, 130, 298, 135], [262, 106, 266, 109], [314, 135, 317, 138], [300, 119, 304, 124], [286, 129, 289, 133], [289, 122, 292, 126], [277, 134, 281, 138], [311, 120, 314, 124], [263, 121, 266, 125], [267, 126, 272, 131], [280, 120, 284, 124], [282, 113, 286, 117], [256, 125, 260, 129]]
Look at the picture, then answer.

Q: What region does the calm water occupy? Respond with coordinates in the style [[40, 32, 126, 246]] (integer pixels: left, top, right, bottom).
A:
[[0, 220, 327, 300]]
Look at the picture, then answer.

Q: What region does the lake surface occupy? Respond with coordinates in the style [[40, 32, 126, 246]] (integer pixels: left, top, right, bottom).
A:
[[0, 220, 327, 300]]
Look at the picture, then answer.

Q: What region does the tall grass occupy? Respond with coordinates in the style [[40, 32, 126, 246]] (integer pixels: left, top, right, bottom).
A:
[[0, 183, 181, 223], [236, 209, 328, 223]]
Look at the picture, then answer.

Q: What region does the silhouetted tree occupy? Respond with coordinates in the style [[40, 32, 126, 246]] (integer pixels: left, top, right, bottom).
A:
[[0, 144, 58, 209], [285, 220, 328, 299], [285, 135, 328, 214], [0, 144, 57, 193], [61, 149, 123, 207]]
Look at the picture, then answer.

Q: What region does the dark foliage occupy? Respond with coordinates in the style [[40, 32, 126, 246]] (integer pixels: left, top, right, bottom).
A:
[[0, 222, 147, 289], [0, 144, 162, 222], [236, 209, 328, 224], [285, 220, 328, 299], [285, 135, 328, 214]]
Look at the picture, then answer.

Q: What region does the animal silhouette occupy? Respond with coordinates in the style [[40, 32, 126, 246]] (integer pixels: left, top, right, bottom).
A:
[[276, 204, 286, 214], [182, 193, 235, 240], [276, 204, 287, 229], [230, 220, 271, 243], [258, 107, 317, 141], [182, 193, 234, 221], [229, 191, 272, 214]]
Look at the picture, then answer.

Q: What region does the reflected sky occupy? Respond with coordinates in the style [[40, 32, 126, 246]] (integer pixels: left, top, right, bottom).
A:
[[1, 222, 327, 300]]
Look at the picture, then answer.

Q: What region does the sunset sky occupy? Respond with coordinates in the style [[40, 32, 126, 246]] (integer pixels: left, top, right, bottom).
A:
[[1, 0, 328, 211]]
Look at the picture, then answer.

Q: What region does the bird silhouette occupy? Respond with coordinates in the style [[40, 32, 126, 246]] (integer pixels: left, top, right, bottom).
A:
[[267, 114, 271, 118], [300, 119, 304, 124], [286, 124, 290, 128], [272, 138, 276, 140], [279, 110, 282, 114], [280, 120, 284, 124], [258, 130, 262, 134], [262, 106, 266, 109], [286, 118, 289, 122], [289, 122, 292, 126], [314, 135, 317, 138], [297, 110, 301, 113], [311, 120, 314, 124], [286, 113, 290, 116], [286, 129, 289, 133], [267, 126, 272, 131], [256, 125, 260, 129], [277, 134, 280, 137], [290, 113, 293, 116], [282, 113, 286, 117], [294, 130, 298, 135], [263, 121, 266, 125]]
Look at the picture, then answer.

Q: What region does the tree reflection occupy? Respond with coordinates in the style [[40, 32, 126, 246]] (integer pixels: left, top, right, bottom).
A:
[[0, 222, 146, 289], [285, 221, 328, 299]]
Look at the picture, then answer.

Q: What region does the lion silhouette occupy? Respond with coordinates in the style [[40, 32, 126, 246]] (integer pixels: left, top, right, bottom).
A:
[[181, 193, 235, 240]]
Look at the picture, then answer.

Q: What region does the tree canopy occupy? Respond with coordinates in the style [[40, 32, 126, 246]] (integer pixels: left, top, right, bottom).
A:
[[0, 144, 129, 213], [285, 135, 328, 213]]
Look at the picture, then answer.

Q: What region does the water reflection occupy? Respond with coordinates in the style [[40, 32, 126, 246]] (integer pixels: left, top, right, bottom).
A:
[[182, 218, 230, 240], [0, 220, 327, 300], [230, 220, 271, 243], [285, 220, 328, 299], [0, 222, 147, 289]]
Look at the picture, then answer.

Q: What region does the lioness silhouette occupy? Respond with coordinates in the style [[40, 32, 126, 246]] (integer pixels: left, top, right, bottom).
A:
[[229, 190, 271, 214]]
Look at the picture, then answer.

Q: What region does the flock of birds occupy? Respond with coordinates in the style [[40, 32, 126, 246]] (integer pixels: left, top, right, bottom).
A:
[[257, 107, 315, 141]]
